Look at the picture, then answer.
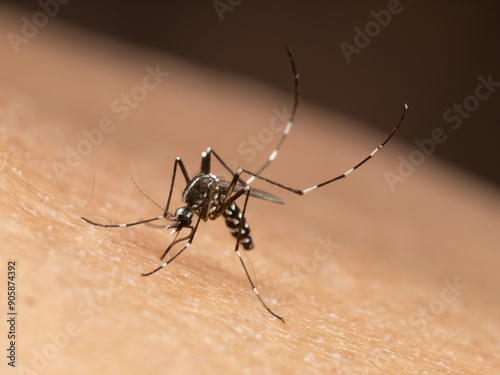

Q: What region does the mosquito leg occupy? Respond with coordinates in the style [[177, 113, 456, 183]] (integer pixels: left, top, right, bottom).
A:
[[81, 215, 165, 228], [159, 230, 193, 260], [246, 45, 299, 185], [220, 168, 244, 204], [82, 157, 191, 227], [141, 214, 202, 277], [165, 157, 190, 215], [210, 148, 247, 186], [209, 46, 299, 187], [210, 169, 247, 220], [240, 103, 408, 195], [234, 188, 285, 322]]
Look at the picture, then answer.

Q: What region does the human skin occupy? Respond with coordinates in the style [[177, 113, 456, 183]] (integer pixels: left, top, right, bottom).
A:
[[1, 12, 499, 375]]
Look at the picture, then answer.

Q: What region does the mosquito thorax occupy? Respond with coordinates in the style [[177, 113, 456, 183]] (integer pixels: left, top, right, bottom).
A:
[[174, 207, 194, 228], [182, 173, 220, 209]]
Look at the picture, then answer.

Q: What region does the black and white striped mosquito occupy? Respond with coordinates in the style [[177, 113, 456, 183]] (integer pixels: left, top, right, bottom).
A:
[[82, 46, 407, 323]]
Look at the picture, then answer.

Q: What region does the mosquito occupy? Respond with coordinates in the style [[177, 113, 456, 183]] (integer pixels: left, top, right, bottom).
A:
[[82, 46, 408, 323]]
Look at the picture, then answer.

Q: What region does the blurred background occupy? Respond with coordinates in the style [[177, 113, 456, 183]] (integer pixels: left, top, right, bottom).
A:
[[3, 0, 500, 186]]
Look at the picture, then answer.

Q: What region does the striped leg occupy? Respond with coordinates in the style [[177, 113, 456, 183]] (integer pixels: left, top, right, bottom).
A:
[[233, 187, 285, 322], [241, 103, 408, 195], [141, 213, 202, 277], [81, 157, 191, 228], [206, 169, 284, 321], [210, 148, 247, 186], [208, 45, 298, 188], [246, 45, 299, 185], [81, 215, 165, 228]]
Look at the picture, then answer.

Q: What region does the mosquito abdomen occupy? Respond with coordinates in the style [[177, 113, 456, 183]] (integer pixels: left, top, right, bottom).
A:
[[223, 202, 254, 250]]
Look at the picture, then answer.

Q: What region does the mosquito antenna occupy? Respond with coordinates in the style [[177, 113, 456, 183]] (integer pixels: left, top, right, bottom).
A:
[[130, 174, 165, 211]]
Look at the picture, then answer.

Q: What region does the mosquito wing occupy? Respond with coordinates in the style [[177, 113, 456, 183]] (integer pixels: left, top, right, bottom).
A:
[[218, 180, 284, 204]]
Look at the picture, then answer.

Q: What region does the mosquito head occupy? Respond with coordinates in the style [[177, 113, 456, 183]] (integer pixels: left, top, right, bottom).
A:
[[172, 207, 193, 230]]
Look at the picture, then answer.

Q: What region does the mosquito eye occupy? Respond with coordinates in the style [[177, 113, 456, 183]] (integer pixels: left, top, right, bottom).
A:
[[175, 207, 193, 227]]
